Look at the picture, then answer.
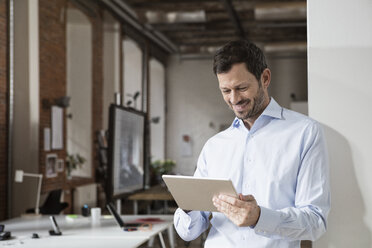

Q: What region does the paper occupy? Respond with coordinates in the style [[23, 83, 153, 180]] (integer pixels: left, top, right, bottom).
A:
[[46, 154, 58, 178], [51, 106, 63, 150], [181, 134, 192, 157], [44, 128, 51, 151]]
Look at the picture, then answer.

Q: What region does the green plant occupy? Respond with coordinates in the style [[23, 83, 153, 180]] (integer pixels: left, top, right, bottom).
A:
[[151, 159, 176, 175], [66, 153, 86, 177]]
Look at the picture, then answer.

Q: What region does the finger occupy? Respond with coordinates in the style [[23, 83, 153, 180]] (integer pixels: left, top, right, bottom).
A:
[[214, 197, 232, 211], [223, 207, 246, 226], [239, 193, 243, 201], [218, 194, 245, 207], [239, 194, 256, 202], [213, 197, 238, 214], [213, 198, 249, 226]]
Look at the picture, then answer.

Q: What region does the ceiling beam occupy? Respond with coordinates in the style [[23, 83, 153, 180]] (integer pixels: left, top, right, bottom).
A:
[[164, 29, 237, 39], [263, 41, 307, 53], [101, 0, 179, 53], [172, 34, 305, 46], [124, 1, 226, 12], [255, 2, 306, 21], [220, 0, 245, 39], [151, 20, 306, 32], [179, 40, 307, 55], [143, 10, 207, 24], [136, 9, 231, 23], [175, 36, 241, 46]]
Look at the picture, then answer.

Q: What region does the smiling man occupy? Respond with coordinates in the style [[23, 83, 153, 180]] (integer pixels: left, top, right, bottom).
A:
[[173, 40, 330, 248], [218, 62, 269, 130]]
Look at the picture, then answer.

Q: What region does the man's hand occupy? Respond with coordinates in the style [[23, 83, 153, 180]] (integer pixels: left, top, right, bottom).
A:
[[212, 193, 261, 227]]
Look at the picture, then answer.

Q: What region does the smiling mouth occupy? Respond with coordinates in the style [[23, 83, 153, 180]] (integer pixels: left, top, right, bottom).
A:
[[232, 100, 249, 112]]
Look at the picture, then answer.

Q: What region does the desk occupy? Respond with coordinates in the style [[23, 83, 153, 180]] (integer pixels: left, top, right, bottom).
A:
[[128, 185, 174, 214], [0, 215, 175, 248]]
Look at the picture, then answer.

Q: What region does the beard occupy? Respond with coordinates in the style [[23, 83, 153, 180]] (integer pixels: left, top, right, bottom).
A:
[[232, 86, 267, 120]]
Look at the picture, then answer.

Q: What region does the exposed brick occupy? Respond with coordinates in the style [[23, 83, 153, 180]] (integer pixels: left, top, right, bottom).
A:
[[0, 0, 104, 218], [39, 0, 68, 193], [39, 0, 103, 210]]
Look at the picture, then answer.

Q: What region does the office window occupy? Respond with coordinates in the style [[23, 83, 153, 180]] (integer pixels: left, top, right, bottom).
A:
[[123, 38, 143, 111], [149, 58, 166, 161], [66, 8, 92, 178]]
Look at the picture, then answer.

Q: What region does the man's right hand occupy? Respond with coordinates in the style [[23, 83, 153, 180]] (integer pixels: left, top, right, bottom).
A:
[[212, 193, 261, 227]]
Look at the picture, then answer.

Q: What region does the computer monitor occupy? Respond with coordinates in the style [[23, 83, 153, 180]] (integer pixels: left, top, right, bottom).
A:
[[107, 104, 146, 200]]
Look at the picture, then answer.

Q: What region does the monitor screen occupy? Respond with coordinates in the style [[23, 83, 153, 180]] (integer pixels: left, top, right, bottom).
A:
[[107, 104, 146, 198]]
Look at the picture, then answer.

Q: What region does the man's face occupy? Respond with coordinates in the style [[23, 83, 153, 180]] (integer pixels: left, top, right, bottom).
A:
[[217, 63, 269, 121]]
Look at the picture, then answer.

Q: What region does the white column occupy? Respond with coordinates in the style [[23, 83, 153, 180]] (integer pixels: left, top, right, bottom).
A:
[[308, 0, 372, 247], [12, 0, 40, 217]]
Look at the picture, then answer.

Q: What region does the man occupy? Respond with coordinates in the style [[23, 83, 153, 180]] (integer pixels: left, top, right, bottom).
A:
[[173, 40, 330, 247]]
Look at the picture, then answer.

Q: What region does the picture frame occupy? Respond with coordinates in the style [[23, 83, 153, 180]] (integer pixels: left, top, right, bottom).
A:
[[46, 154, 58, 178], [57, 158, 64, 172]]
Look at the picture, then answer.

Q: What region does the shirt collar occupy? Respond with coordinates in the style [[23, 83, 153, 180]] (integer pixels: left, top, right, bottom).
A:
[[261, 97, 283, 120], [231, 97, 283, 128]]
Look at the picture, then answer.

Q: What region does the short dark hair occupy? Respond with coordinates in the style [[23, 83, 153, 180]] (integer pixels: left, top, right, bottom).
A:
[[213, 40, 267, 81]]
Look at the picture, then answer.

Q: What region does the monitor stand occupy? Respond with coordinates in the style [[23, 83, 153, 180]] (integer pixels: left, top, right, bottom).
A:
[[116, 199, 121, 215]]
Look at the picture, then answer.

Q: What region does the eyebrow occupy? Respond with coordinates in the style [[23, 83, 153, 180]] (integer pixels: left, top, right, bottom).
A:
[[220, 82, 249, 90]]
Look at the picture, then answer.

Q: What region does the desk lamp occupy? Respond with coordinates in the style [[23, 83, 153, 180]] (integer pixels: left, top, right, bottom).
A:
[[14, 170, 43, 216]]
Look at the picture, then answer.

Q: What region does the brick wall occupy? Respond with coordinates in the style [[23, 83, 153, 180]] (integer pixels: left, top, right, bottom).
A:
[[39, 0, 68, 193], [0, 0, 8, 221], [38, 0, 103, 212], [0, 0, 104, 217], [89, 6, 104, 183]]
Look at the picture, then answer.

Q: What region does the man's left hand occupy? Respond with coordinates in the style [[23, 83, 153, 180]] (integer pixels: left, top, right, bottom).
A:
[[212, 193, 261, 227]]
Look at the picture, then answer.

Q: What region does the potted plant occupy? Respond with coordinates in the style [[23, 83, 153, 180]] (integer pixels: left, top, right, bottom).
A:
[[150, 159, 176, 186], [65, 153, 86, 179]]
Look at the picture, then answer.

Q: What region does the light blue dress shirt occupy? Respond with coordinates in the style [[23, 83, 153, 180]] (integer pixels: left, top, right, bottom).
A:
[[174, 98, 330, 248]]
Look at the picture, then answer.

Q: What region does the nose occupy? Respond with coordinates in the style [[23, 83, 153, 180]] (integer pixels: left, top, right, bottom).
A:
[[230, 90, 241, 105]]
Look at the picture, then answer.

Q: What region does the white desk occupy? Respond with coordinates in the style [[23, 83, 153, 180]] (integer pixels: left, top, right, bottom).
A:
[[0, 215, 175, 248]]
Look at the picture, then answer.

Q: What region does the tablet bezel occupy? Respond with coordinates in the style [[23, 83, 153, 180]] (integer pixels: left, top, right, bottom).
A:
[[162, 175, 238, 212]]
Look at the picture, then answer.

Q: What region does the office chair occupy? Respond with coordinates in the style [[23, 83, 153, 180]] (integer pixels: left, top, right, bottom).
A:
[[26, 189, 68, 215]]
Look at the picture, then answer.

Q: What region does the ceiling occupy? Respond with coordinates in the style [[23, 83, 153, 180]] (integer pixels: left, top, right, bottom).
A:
[[100, 0, 307, 55]]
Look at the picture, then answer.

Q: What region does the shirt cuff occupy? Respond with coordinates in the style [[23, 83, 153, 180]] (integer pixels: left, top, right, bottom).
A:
[[253, 206, 281, 236], [175, 208, 202, 227]]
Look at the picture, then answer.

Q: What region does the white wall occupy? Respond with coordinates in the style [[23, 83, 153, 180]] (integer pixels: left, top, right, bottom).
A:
[[308, 0, 372, 247], [66, 8, 92, 178], [149, 58, 165, 161], [12, 0, 40, 217], [166, 57, 234, 175], [267, 55, 307, 109], [166, 55, 308, 175]]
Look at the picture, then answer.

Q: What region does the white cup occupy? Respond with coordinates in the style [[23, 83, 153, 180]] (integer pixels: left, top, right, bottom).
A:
[[91, 207, 101, 224]]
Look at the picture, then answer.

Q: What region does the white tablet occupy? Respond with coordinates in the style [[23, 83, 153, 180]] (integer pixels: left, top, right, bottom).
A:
[[162, 175, 238, 212]]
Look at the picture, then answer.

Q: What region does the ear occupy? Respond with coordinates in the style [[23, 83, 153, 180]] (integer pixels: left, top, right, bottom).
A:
[[260, 68, 271, 89]]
